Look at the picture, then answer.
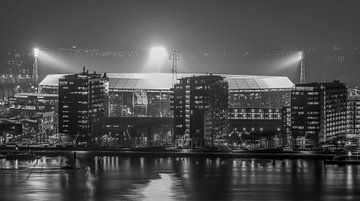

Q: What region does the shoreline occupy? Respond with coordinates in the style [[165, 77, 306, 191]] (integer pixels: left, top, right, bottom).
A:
[[0, 147, 337, 160]]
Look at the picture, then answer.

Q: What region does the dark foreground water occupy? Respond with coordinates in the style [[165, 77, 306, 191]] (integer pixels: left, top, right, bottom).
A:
[[1, 152, 360, 201]]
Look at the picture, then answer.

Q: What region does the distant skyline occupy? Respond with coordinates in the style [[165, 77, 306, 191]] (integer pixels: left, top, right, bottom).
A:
[[1, 0, 360, 51]]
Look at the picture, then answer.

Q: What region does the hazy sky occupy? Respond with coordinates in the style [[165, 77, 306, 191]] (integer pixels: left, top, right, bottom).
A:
[[1, 0, 360, 50]]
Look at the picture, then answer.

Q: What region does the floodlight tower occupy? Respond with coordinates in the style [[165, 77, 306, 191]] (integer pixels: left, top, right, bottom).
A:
[[169, 50, 181, 85], [299, 51, 305, 84], [33, 48, 39, 88]]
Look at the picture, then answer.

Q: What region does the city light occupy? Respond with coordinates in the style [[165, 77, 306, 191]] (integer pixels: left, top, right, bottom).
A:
[[34, 48, 40, 58], [148, 46, 167, 72]]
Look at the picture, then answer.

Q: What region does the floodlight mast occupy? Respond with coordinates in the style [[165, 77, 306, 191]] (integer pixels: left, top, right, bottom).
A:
[[169, 50, 181, 86], [299, 51, 305, 84], [33, 48, 39, 89]]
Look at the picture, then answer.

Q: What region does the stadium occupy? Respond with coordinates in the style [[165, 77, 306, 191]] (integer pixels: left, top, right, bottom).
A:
[[39, 72, 294, 147]]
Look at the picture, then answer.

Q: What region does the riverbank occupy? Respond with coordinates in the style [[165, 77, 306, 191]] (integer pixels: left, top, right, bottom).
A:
[[0, 146, 338, 160]]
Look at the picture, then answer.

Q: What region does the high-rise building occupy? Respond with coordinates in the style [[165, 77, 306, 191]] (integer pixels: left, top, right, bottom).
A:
[[291, 81, 347, 149], [172, 75, 228, 148], [58, 67, 109, 143], [346, 88, 360, 143]]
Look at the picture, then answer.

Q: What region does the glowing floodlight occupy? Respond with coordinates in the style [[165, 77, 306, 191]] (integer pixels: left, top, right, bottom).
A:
[[298, 51, 304, 60], [34, 48, 40, 58], [149, 46, 167, 72]]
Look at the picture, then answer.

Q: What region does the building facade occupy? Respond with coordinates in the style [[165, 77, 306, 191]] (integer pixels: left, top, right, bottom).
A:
[[346, 88, 360, 143], [291, 81, 347, 149], [58, 67, 109, 142], [228, 88, 291, 148], [172, 75, 228, 148], [8, 93, 58, 114]]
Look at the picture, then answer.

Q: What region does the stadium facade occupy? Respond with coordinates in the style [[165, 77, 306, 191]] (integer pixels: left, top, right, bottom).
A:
[[39, 72, 294, 147]]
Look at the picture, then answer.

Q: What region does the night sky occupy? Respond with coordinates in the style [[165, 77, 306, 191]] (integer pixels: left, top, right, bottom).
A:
[[1, 0, 360, 50]]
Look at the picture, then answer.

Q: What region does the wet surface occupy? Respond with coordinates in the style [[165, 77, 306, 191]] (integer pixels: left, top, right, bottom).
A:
[[1, 152, 360, 201]]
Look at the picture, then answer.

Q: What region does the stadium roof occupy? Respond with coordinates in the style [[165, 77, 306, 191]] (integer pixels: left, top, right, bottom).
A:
[[39, 74, 67, 87], [39, 73, 294, 90]]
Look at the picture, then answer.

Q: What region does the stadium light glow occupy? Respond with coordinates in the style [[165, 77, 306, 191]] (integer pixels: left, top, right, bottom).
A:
[[34, 48, 40, 58], [149, 46, 167, 72], [299, 51, 304, 60], [270, 51, 304, 72]]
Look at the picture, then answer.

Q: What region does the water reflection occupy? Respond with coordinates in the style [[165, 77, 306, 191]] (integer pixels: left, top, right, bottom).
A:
[[0, 155, 360, 201]]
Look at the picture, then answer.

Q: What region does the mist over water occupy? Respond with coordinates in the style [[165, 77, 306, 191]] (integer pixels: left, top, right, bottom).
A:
[[1, 154, 360, 201]]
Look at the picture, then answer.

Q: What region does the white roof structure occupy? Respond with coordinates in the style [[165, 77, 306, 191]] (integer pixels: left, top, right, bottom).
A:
[[39, 74, 67, 87], [39, 73, 294, 90]]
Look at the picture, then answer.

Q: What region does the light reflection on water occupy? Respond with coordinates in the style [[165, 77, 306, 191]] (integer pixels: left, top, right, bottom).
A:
[[0, 155, 360, 201]]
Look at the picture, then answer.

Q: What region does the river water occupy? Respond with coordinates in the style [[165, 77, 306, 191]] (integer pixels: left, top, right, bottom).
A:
[[0, 152, 359, 201]]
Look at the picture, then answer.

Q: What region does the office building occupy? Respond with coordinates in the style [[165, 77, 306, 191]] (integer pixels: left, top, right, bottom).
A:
[[58, 67, 109, 142], [346, 88, 360, 142], [172, 75, 228, 148], [291, 81, 347, 149]]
